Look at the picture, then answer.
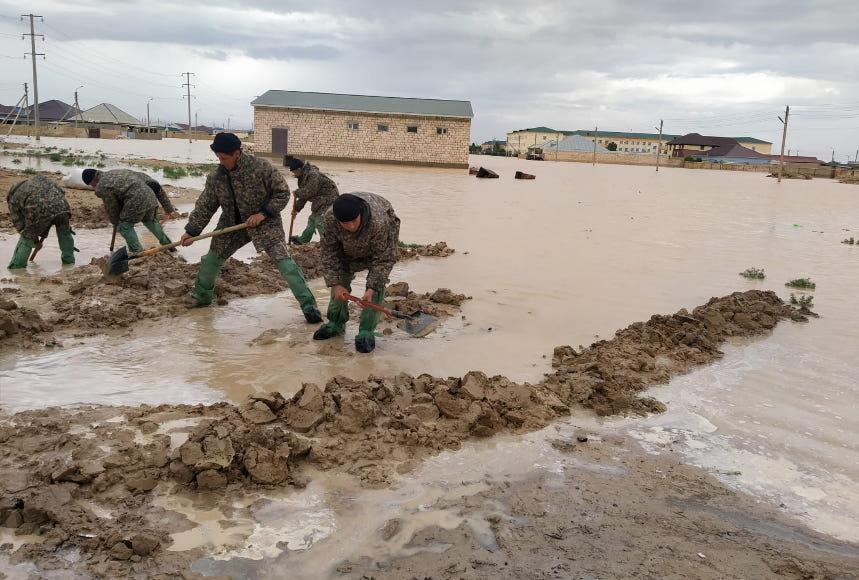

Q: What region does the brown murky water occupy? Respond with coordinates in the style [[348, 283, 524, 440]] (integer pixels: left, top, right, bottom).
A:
[[1, 142, 858, 568]]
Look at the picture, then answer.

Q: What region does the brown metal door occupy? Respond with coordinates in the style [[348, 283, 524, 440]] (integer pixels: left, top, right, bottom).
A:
[[87, 127, 101, 138], [271, 127, 288, 154]]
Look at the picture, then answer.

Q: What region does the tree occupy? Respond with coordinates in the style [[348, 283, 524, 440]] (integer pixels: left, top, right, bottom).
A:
[[607, 142, 618, 151], [469, 142, 481, 154]]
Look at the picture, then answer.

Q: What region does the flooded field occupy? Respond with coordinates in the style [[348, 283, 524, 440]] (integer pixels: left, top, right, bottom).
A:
[[0, 138, 857, 577]]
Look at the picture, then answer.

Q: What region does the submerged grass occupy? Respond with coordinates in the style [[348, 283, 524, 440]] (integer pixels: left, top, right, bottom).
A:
[[739, 267, 766, 280], [786, 278, 816, 290], [790, 293, 814, 309]]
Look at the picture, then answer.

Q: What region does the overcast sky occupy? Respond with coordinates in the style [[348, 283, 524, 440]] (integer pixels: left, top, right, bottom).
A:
[[1, 0, 857, 160]]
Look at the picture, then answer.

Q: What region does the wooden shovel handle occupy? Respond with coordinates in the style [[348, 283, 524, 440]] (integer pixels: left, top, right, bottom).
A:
[[134, 223, 251, 259], [28, 236, 46, 262], [109, 224, 118, 252], [344, 293, 397, 317]]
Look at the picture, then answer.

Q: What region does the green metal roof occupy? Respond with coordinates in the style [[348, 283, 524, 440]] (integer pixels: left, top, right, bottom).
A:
[[568, 130, 680, 140], [251, 90, 473, 119]]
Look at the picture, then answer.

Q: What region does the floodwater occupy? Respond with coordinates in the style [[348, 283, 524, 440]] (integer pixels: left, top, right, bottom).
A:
[[1, 139, 858, 568]]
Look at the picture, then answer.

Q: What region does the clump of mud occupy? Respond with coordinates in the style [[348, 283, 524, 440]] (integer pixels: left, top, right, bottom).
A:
[[839, 174, 859, 185], [0, 296, 55, 347], [0, 291, 809, 577], [766, 172, 812, 180]]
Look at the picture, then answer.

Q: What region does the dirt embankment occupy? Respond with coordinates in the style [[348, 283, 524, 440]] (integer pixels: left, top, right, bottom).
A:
[[0, 241, 458, 346], [0, 291, 813, 577], [0, 168, 196, 232]]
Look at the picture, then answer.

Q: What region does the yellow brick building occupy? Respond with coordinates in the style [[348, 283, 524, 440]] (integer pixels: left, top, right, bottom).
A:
[[252, 90, 473, 168]]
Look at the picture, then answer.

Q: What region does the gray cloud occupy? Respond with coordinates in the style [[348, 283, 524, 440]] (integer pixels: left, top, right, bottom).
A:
[[0, 0, 856, 158]]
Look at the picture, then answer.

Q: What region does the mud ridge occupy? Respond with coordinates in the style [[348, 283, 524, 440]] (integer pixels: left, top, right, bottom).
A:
[[0, 290, 809, 576], [0, 241, 455, 347]]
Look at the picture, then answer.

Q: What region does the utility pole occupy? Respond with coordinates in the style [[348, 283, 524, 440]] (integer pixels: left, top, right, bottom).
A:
[[73, 86, 82, 130], [556, 132, 560, 161], [21, 14, 44, 141], [854, 149, 858, 164], [23, 82, 30, 137], [182, 72, 195, 143], [777, 105, 789, 183], [592, 126, 598, 166], [146, 97, 153, 128], [654, 119, 663, 172]]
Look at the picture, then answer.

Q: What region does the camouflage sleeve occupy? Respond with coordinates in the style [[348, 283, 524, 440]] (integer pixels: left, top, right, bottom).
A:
[[260, 163, 290, 218], [365, 219, 400, 293], [95, 185, 121, 226], [7, 185, 25, 233], [184, 174, 220, 237], [293, 171, 320, 213], [147, 178, 176, 214], [320, 213, 348, 287]]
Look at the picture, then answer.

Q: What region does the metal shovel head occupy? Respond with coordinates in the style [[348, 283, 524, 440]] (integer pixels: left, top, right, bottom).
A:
[[105, 246, 131, 276], [397, 311, 440, 338]]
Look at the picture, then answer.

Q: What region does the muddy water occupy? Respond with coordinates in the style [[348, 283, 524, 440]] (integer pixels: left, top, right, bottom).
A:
[[1, 144, 858, 554]]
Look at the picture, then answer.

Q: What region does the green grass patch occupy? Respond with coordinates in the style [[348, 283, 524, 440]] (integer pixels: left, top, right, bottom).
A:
[[739, 267, 765, 280], [23, 167, 36, 174], [162, 166, 189, 179], [11, 158, 22, 164], [785, 278, 816, 290], [62, 159, 75, 166], [49, 153, 63, 162]]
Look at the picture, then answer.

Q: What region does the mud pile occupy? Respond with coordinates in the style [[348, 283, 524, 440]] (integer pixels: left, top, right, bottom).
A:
[[0, 291, 810, 576], [0, 295, 55, 347], [839, 174, 859, 185]]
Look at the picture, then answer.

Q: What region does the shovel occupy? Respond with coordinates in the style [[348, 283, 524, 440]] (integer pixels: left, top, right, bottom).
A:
[[105, 222, 250, 277], [288, 203, 296, 245], [344, 293, 439, 338], [109, 224, 118, 252]]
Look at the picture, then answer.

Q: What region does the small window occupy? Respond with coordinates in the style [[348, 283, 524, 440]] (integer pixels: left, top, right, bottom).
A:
[[406, 125, 418, 133], [377, 124, 388, 132], [436, 127, 448, 135], [347, 122, 359, 131]]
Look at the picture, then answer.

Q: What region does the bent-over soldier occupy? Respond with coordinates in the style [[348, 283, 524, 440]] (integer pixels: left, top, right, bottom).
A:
[[180, 133, 322, 322], [285, 156, 339, 245], [82, 168, 175, 253], [313, 192, 400, 353], [7, 175, 75, 269]]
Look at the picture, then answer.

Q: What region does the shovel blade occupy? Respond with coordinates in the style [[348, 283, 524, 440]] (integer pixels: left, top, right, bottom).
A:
[[398, 311, 439, 338], [105, 246, 131, 276]]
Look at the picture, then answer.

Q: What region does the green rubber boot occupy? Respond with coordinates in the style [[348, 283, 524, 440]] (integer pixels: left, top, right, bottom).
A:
[[358, 288, 385, 337], [313, 278, 352, 340], [143, 220, 173, 247], [276, 257, 318, 313], [190, 252, 225, 305], [297, 214, 323, 244], [117, 221, 143, 253], [7, 236, 35, 269], [57, 223, 76, 265]]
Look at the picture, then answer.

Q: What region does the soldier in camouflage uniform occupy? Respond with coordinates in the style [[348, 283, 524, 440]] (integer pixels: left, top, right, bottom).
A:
[[313, 192, 400, 353], [285, 156, 339, 245], [6, 175, 76, 269], [180, 133, 322, 322], [82, 168, 176, 253]]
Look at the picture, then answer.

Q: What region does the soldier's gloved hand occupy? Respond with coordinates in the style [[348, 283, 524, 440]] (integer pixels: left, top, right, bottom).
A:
[[362, 288, 375, 303], [246, 213, 266, 228], [180, 233, 194, 246], [333, 285, 349, 302]]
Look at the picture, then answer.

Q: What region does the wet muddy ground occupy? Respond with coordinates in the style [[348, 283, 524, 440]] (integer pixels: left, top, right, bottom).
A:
[[1, 142, 858, 578]]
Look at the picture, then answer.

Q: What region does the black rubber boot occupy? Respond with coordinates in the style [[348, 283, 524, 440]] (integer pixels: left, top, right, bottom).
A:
[[303, 307, 323, 323], [313, 323, 343, 340], [355, 334, 376, 353]]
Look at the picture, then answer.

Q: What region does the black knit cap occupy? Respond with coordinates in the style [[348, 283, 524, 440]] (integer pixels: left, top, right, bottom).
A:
[[332, 194, 364, 222], [287, 156, 305, 171], [210, 132, 242, 154], [82, 168, 97, 185]]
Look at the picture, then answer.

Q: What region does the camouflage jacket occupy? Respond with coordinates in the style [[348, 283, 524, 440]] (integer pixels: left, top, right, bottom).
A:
[[7, 175, 71, 239], [294, 164, 339, 216], [94, 169, 175, 225], [320, 191, 400, 292], [185, 153, 290, 244]]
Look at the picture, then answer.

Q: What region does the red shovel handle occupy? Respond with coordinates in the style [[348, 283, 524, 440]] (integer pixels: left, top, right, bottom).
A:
[[344, 293, 394, 316]]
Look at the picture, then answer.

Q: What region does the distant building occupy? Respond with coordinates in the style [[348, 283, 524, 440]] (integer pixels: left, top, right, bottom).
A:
[[541, 134, 611, 154], [667, 133, 774, 157], [480, 139, 507, 152], [252, 90, 473, 168], [176, 123, 217, 136], [72, 103, 140, 126], [27, 100, 80, 123]]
